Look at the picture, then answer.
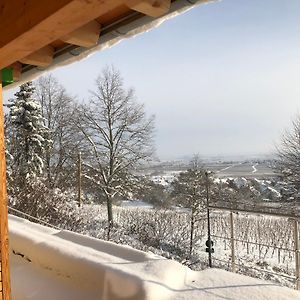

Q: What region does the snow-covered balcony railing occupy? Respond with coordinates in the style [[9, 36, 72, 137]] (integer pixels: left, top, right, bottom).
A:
[[8, 214, 300, 300]]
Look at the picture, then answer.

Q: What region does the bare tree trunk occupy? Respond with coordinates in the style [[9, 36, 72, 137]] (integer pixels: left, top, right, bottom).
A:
[[46, 152, 52, 186], [189, 209, 195, 258], [77, 152, 82, 207], [106, 194, 113, 240]]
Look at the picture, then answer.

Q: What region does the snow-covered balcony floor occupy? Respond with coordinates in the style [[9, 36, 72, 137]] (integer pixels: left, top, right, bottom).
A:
[[8, 215, 300, 300]]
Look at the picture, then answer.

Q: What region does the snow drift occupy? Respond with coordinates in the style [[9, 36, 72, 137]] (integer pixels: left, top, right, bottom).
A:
[[8, 215, 300, 300]]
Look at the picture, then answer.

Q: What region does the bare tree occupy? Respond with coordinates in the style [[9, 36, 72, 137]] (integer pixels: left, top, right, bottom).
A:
[[76, 66, 155, 238], [35, 75, 81, 187], [276, 114, 300, 194]]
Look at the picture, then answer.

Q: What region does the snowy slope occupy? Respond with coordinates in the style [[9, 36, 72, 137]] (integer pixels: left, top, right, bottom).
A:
[[8, 215, 300, 300]]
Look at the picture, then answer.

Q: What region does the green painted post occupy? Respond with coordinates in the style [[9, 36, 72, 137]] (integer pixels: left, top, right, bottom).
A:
[[1, 69, 14, 87]]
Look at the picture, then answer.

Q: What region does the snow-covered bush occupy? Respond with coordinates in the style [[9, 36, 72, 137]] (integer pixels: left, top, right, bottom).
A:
[[8, 179, 81, 230]]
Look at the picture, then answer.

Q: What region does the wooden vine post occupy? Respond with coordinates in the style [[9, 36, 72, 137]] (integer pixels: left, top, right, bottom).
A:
[[0, 75, 11, 300], [78, 152, 82, 207], [294, 219, 300, 290], [230, 211, 236, 273]]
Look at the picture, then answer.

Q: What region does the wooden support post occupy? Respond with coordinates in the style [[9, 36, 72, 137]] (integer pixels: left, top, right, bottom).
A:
[[257, 220, 262, 260], [205, 172, 212, 268], [78, 152, 82, 207], [230, 211, 236, 273], [294, 219, 300, 290], [9, 63, 22, 82], [0, 76, 11, 300]]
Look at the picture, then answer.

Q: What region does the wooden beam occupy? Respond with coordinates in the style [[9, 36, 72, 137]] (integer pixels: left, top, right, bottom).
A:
[[125, 0, 170, 17], [0, 76, 11, 300], [0, 0, 123, 69], [61, 21, 101, 48], [10, 63, 22, 82], [20, 46, 54, 67]]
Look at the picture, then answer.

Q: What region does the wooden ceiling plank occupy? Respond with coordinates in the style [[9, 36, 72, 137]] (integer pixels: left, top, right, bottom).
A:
[[19, 46, 54, 67], [125, 0, 171, 17], [61, 20, 101, 48], [0, 0, 124, 69]]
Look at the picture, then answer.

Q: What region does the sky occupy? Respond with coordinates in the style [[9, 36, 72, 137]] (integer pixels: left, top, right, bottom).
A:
[[4, 0, 300, 160]]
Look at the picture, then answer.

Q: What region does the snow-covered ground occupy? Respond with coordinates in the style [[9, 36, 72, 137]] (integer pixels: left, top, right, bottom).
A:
[[9, 215, 300, 300], [121, 200, 153, 209]]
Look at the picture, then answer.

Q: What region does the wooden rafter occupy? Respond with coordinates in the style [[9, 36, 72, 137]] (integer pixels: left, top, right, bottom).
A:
[[0, 0, 173, 72], [0, 0, 124, 70], [61, 20, 102, 48], [19, 46, 54, 67], [125, 0, 171, 17]]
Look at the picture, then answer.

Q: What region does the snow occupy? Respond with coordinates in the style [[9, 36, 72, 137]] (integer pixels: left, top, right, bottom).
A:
[[267, 186, 281, 199], [121, 200, 153, 209], [8, 215, 300, 299], [151, 175, 175, 186], [234, 177, 248, 188], [252, 163, 258, 173], [217, 164, 235, 172]]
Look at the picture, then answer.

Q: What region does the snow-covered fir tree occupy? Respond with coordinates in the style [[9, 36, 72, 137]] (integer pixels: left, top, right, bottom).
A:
[[8, 82, 50, 183]]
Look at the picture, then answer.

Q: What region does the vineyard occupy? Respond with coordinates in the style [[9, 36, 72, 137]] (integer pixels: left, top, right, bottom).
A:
[[210, 210, 297, 288]]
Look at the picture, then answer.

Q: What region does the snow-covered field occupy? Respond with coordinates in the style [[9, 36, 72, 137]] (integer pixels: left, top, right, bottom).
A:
[[9, 215, 300, 300], [141, 161, 275, 179]]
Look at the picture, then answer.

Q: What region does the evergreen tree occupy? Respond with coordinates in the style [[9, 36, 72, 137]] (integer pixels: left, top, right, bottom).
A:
[[8, 82, 50, 183]]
